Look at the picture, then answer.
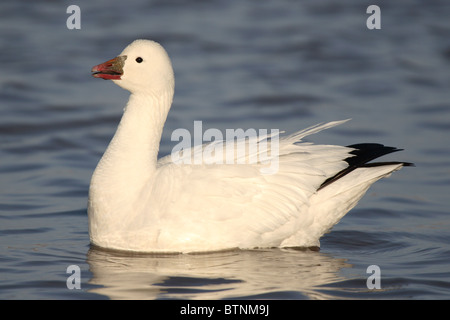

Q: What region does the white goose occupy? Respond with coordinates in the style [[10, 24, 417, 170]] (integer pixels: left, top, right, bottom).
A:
[[88, 39, 411, 253]]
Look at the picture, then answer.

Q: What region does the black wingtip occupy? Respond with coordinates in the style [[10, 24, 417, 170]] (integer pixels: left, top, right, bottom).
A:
[[346, 143, 401, 166], [318, 143, 412, 191]]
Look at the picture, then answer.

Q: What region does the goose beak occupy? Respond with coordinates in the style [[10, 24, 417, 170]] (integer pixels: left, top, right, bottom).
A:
[[91, 55, 127, 80]]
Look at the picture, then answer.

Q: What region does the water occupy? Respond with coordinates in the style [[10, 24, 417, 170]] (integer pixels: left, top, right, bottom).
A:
[[1, 0, 450, 300]]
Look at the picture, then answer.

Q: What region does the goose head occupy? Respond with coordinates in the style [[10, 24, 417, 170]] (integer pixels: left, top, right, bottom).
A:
[[92, 39, 175, 95]]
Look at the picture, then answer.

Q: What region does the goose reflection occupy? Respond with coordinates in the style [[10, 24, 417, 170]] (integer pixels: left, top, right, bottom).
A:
[[86, 246, 351, 299]]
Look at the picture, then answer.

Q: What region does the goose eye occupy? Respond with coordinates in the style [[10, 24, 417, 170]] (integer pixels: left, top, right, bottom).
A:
[[136, 57, 143, 63]]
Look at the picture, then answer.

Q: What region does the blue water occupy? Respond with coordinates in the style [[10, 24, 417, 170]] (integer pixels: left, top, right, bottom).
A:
[[1, 0, 450, 300]]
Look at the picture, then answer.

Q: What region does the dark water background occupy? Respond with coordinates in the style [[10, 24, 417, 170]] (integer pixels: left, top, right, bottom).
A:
[[1, 0, 450, 299]]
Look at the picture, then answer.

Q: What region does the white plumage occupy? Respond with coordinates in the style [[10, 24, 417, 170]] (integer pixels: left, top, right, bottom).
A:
[[88, 39, 410, 253]]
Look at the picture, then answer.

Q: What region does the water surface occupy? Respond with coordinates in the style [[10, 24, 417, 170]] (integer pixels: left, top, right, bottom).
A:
[[1, 0, 450, 300]]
